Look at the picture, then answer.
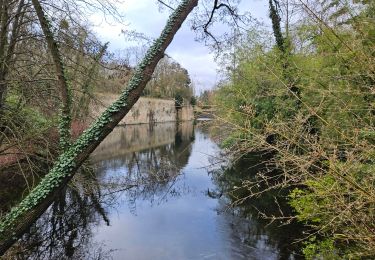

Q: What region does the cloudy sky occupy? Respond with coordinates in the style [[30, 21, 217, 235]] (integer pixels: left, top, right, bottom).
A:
[[90, 0, 269, 94]]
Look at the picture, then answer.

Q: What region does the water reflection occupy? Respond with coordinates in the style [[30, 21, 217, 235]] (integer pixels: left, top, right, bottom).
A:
[[3, 121, 303, 259], [211, 152, 305, 259], [92, 122, 194, 211], [2, 170, 113, 259]]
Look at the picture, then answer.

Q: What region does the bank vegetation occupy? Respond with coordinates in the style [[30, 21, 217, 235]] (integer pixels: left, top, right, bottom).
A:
[[214, 0, 374, 258]]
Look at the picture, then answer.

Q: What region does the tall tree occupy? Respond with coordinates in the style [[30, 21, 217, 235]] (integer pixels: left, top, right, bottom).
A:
[[31, 0, 72, 151], [269, 0, 285, 53], [269, 0, 300, 100], [0, 0, 25, 115]]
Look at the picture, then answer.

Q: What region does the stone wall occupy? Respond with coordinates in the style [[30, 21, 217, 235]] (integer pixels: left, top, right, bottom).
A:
[[177, 106, 194, 122], [91, 93, 194, 125]]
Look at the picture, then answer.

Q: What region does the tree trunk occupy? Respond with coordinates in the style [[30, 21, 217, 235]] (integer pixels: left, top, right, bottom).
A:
[[0, 0, 24, 111], [32, 0, 72, 151], [0, 0, 9, 112], [0, 0, 198, 255]]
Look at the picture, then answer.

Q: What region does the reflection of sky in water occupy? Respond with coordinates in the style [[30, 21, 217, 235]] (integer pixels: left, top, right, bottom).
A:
[[91, 125, 284, 260], [2, 123, 301, 259]]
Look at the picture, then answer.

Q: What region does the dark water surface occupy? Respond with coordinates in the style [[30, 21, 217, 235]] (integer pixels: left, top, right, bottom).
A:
[[4, 122, 303, 259]]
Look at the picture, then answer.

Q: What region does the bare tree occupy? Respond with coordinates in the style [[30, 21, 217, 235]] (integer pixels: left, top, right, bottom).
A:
[[0, 0, 26, 112]]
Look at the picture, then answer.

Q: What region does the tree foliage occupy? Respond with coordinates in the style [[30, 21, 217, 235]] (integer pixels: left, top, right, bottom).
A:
[[214, 0, 375, 258], [144, 56, 194, 103]]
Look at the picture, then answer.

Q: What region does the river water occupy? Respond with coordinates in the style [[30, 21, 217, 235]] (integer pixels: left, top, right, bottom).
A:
[[4, 121, 303, 259]]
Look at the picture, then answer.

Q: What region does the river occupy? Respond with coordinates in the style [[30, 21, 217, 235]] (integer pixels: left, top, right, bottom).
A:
[[3, 121, 303, 259]]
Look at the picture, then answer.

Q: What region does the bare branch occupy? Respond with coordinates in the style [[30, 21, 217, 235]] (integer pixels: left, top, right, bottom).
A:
[[157, 0, 175, 11]]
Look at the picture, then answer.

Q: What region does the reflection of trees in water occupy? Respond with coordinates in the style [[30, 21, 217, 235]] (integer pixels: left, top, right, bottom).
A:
[[95, 122, 195, 213], [93, 121, 194, 171], [3, 170, 114, 260], [210, 152, 305, 260], [4, 122, 195, 259]]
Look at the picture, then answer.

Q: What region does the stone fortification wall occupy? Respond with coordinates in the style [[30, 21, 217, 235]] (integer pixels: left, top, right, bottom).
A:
[[177, 106, 194, 122], [92, 93, 193, 124]]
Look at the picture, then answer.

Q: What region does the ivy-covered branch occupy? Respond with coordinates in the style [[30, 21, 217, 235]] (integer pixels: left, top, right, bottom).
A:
[[268, 0, 301, 100], [31, 0, 72, 151], [0, 0, 198, 254], [269, 0, 285, 53]]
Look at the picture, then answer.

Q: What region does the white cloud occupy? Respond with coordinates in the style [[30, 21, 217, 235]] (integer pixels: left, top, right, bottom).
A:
[[89, 0, 269, 93]]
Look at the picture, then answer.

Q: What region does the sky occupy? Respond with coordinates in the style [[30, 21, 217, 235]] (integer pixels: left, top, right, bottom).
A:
[[89, 0, 269, 94]]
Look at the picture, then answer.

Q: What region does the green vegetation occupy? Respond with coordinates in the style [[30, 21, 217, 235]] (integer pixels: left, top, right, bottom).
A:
[[94, 48, 194, 107], [214, 0, 375, 258], [144, 56, 194, 104]]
